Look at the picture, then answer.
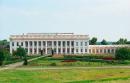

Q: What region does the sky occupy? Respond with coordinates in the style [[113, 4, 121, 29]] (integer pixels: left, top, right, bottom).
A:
[[0, 0, 130, 41]]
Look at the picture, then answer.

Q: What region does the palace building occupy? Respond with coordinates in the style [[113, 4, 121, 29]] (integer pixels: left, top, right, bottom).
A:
[[10, 33, 89, 55], [9, 33, 129, 55]]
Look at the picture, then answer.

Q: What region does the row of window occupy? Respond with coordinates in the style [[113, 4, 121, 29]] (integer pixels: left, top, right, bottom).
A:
[[12, 48, 75, 54], [12, 41, 88, 47], [76, 42, 88, 46], [89, 49, 115, 53], [76, 49, 88, 53]]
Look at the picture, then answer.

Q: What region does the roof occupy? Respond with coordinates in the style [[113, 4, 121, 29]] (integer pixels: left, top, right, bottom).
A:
[[10, 33, 89, 40]]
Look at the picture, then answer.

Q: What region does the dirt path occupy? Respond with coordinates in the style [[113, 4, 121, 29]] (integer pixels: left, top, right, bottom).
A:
[[0, 55, 46, 71]]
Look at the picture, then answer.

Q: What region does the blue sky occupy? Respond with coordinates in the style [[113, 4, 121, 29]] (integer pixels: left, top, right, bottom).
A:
[[0, 0, 130, 41]]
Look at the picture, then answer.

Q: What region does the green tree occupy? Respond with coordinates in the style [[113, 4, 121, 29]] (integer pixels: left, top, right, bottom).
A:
[[89, 37, 97, 45], [16, 46, 28, 65], [116, 38, 127, 44], [115, 47, 130, 60], [101, 39, 108, 45], [0, 49, 5, 66], [16, 46, 27, 59]]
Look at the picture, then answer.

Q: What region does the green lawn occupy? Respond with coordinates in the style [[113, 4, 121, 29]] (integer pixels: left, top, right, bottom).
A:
[[1, 55, 130, 83], [0, 68, 130, 83]]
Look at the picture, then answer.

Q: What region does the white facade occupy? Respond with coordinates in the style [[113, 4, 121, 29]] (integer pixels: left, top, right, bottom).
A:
[[10, 33, 89, 55], [89, 45, 130, 54]]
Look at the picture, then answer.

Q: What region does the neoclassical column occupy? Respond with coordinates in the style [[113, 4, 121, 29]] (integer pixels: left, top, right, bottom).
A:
[[83, 41, 85, 54], [23, 41, 25, 49], [28, 41, 30, 55], [60, 41, 63, 54], [32, 41, 34, 54], [14, 41, 17, 51], [41, 41, 43, 50], [78, 41, 81, 54], [56, 41, 58, 54], [73, 41, 76, 54], [89, 49, 91, 54], [45, 41, 47, 54], [109, 48, 112, 53], [52, 41, 54, 50], [10, 41, 12, 54], [36, 41, 39, 54], [69, 41, 72, 54], [87, 41, 89, 54], [102, 48, 105, 54]]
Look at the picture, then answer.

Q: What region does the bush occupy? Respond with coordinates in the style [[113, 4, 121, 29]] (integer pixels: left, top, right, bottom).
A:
[[50, 62, 57, 66], [23, 58, 28, 65], [63, 54, 114, 60], [115, 47, 130, 60]]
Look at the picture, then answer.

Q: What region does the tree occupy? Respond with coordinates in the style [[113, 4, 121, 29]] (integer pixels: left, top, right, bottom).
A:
[[89, 37, 97, 45], [115, 47, 130, 60], [101, 39, 108, 45], [16, 46, 28, 65], [16, 46, 26, 59], [0, 49, 5, 66], [0, 40, 9, 47], [116, 38, 127, 44]]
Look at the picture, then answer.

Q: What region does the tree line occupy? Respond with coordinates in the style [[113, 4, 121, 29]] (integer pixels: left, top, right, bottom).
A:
[[89, 37, 130, 45]]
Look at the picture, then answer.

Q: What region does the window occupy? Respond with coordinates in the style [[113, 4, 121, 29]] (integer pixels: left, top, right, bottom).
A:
[[54, 41, 56, 46], [58, 48, 61, 53], [17, 42, 19, 46], [71, 41, 74, 46], [100, 49, 102, 53], [85, 49, 87, 52], [63, 41, 65, 47], [104, 49, 106, 53], [30, 41, 32, 46], [85, 42, 87, 46], [43, 41, 45, 46], [12, 42, 14, 46], [76, 42, 78, 46], [108, 49, 110, 53], [34, 41, 37, 46], [76, 49, 78, 52], [67, 41, 69, 46], [39, 41, 41, 46], [96, 49, 99, 53], [81, 49, 83, 52], [81, 42, 83, 46], [89, 49, 91, 53], [21, 42, 23, 46], [58, 41, 61, 46], [25, 41, 28, 47], [111, 49, 114, 53]]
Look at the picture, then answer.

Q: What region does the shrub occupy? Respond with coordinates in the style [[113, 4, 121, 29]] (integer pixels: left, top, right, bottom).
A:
[[115, 47, 130, 60], [23, 58, 28, 65], [50, 62, 57, 66]]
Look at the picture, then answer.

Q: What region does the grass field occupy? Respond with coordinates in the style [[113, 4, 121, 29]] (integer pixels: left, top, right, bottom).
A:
[[0, 68, 130, 83], [1, 55, 130, 83]]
